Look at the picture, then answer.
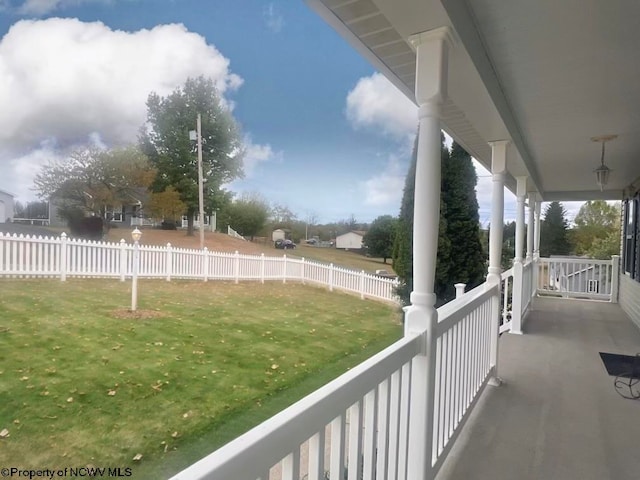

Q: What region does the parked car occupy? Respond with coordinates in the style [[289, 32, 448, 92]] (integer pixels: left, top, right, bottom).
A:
[[374, 269, 398, 279], [275, 239, 296, 250]]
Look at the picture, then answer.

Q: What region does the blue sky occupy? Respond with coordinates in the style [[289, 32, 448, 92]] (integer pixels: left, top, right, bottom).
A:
[[0, 0, 542, 225]]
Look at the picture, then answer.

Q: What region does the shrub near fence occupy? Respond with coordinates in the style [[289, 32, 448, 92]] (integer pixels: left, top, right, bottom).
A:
[[0, 232, 400, 303]]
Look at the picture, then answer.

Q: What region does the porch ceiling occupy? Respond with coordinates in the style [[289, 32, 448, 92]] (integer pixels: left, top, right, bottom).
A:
[[307, 0, 640, 201]]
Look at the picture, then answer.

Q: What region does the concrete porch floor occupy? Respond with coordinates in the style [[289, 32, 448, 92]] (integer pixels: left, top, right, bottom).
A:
[[437, 296, 640, 480]]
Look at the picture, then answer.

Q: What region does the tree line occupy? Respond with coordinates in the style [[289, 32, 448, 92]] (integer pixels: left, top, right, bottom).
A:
[[364, 136, 621, 307]]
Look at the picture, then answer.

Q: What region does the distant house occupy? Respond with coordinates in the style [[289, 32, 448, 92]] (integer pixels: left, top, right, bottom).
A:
[[0, 189, 15, 223], [48, 190, 149, 228], [272, 229, 286, 242], [336, 231, 365, 250]]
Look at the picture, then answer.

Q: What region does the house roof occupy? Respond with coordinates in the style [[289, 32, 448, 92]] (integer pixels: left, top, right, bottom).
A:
[[337, 230, 366, 238], [307, 0, 640, 202], [0, 189, 15, 198]]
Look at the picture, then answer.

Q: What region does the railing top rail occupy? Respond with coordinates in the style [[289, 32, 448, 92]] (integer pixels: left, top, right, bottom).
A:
[[170, 333, 421, 480], [538, 257, 613, 265], [436, 281, 498, 335], [501, 267, 514, 280]]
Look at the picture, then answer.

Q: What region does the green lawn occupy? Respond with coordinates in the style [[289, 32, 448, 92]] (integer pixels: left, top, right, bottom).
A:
[[0, 279, 401, 478], [294, 244, 396, 274]]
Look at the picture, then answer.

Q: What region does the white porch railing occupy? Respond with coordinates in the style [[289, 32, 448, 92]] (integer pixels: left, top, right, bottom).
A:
[[172, 334, 421, 480], [170, 282, 500, 480], [0, 233, 399, 303], [537, 256, 619, 301], [499, 260, 537, 334], [500, 267, 514, 333]]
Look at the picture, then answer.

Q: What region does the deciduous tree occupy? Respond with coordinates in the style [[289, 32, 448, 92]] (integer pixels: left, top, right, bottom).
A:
[[140, 76, 243, 236], [224, 193, 270, 241], [34, 146, 155, 224], [146, 186, 186, 225], [363, 215, 397, 264], [571, 200, 621, 258]]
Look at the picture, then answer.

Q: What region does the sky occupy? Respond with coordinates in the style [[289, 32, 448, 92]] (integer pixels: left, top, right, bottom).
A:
[[0, 0, 584, 225]]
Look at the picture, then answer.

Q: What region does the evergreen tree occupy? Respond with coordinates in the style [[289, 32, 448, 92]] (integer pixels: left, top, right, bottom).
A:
[[540, 201, 572, 256], [392, 134, 452, 305], [439, 142, 486, 300]]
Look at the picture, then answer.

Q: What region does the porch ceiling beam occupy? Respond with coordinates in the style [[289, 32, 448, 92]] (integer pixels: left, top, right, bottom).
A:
[[440, 0, 542, 194], [543, 190, 623, 202]]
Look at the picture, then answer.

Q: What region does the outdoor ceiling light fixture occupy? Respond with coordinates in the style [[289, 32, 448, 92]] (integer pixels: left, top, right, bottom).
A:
[[591, 134, 617, 191]]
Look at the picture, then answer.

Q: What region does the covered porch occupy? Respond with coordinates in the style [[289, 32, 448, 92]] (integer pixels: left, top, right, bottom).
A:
[[170, 1, 640, 479], [439, 296, 640, 480]]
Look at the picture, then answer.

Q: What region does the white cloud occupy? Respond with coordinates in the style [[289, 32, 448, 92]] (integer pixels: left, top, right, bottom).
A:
[[0, 18, 243, 201], [346, 72, 417, 144], [360, 155, 405, 208], [263, 3, 284, 33], [242, 136, 282, 176]]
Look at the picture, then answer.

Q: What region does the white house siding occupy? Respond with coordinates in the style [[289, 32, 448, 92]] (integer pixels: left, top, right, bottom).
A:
[[619, 274, 640, 331], [272, 229, 286, 242], [336, 232, 363, 250], [0, 191, 14, 223]]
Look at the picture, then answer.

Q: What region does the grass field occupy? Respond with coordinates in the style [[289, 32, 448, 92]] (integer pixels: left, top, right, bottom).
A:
[[293, 244, 396, 275], [0, 279, 401, 478]]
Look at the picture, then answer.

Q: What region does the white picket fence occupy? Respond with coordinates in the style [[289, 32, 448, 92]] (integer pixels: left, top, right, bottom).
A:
[[0, 232, 399, 303]]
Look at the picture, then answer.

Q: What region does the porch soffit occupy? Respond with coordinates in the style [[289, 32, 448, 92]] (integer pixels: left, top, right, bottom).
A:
[[306, 0, 532, 196], [307, 0, 640, 201]]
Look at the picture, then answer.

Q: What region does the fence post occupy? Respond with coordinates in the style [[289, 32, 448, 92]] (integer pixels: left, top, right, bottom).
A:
[[203, 247, 209, 282], [329, 263, 334, 292], [511, 261, 524, 334], [118, 238, 126, 282], [360, 270, 365, 299], [454, 282, 466, 299], [166, 243, 172, 282], [301, 257, 306, 284], [60, 233, 68, 282], [234, 250, 240, 284], [283, 254, 287, 284], [610, 255, 620, 303], [260, 253, 265, 284]]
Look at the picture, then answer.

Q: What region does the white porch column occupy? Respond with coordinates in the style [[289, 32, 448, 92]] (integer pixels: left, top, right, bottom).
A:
[[487, 140, 509, 383], [534, 200, 541, 260], [514, 177, 526, 264], [510, 176, 526, 335], [404, 26, 453, 480], [526, 193, 535, 262]]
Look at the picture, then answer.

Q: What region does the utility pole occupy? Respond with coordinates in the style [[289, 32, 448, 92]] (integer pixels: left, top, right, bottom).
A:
[[197, 113, 205, 250]]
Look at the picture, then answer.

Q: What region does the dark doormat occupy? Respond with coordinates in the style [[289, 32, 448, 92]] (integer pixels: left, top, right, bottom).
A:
[[599, 352, 640, 378]]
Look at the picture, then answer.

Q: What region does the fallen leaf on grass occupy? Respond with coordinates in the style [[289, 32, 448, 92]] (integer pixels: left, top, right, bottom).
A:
[[132, 454, 142, 461], [0, 428, 9, 438], [67, 397, 73, 403], [107, 390, 117, 396], [171, 431, 179, 438]]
